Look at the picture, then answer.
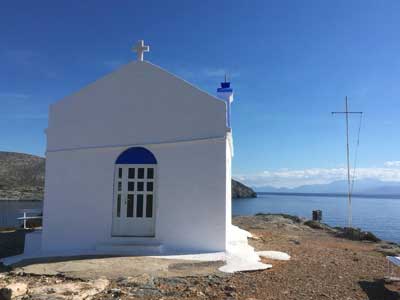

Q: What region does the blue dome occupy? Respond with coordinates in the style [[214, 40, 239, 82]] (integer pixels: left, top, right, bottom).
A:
[[115, 147, 157, 164]]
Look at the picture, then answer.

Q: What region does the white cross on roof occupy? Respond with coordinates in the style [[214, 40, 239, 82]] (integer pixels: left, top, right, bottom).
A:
[[132, 40, 149, 62]]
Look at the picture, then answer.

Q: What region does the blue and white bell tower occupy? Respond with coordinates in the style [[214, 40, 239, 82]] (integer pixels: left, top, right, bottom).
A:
[[217, 77, 234, 128]]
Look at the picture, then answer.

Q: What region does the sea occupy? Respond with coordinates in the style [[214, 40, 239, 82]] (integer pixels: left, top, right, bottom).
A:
[[233, 193, 400, 244], [1, 194, 399, 244], [0, 201, 43, 228]]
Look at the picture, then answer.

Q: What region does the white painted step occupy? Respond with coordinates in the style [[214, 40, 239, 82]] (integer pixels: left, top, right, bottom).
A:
[[95, 241, 162, 255]]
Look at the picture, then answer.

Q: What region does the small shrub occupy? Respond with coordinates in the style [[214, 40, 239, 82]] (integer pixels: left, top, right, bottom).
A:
[[254, 213, 302, 223], [336, 227, 381, 242], [361, 231, 380, 243], [304, 220, 324, 230]]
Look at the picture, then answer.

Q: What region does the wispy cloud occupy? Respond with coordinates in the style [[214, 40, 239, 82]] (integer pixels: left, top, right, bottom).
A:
[[43, 69, 58, 79], [172, 67, 240, 82], [12, 113, 47, 120], [202, 68, 240, 79], [384, 161, 400, 167], [0, 92, 47, 121], [4, 49, 36, 66], [0, 93, 30, 99], [235, 163, 400, 188], [0, 93, 31, 105], [0, 113, 48, 121], [2, 49, 57, 79]]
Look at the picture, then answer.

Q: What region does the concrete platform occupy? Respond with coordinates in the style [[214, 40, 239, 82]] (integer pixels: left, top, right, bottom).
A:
[[11, 256, 225, 280], [1, 225, 273, 274]]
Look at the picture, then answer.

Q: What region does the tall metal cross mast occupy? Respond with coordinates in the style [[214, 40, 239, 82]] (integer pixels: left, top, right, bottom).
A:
[[332, 96, 362, 228]]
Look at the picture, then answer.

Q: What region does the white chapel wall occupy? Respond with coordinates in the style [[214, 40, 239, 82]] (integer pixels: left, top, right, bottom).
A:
[[42, 138, 228, 253], [47, 61, 227, 151]]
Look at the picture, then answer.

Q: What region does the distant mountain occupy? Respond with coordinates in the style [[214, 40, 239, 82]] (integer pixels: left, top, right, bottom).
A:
[[0, 152, 45, 200], [254, 179, 400, 195], [362, 184, 400, 195]]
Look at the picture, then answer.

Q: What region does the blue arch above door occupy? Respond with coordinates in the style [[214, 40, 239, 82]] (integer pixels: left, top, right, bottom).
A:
[[115, 147, 157, 164]]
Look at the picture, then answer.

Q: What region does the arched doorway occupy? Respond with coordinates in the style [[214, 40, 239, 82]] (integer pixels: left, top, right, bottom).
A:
[[112, 147, 157, 236]]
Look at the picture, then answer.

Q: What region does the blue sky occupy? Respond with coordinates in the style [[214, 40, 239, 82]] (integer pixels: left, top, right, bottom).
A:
[[1, 0, 400, 187]]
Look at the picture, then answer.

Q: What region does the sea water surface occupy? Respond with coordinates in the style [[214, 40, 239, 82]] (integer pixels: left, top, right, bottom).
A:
[[1, 194, 399, 244], [233, 193, 400, 244], [0, 201, 43, 227]]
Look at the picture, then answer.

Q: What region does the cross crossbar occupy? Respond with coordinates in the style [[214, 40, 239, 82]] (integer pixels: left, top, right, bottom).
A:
[[332, 112, 363, 114]]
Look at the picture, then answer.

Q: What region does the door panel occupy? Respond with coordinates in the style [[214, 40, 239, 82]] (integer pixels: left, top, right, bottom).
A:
[[112, 164, 156, 236]]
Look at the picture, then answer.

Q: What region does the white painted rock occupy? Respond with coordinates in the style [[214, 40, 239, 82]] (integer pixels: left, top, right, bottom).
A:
[[257, 251, 291, 261], [218, 252, 272, 273], [219, 260, 272, 273]]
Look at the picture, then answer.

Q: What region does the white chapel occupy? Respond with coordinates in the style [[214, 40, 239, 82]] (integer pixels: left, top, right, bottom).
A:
[[4, 41, 268, 267], [42, 40, 235, 254]]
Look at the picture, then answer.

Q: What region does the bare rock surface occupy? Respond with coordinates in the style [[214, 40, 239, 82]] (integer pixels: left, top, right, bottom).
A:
[[29, 278, 109, 300], [0, 282, 27, 299]]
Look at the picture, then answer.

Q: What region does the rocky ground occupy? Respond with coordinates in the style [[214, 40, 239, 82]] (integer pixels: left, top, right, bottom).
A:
[[1, 214, 399, 300]]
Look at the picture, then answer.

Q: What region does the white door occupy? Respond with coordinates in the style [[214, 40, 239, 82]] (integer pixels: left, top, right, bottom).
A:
[[112, 164, 156, 236]]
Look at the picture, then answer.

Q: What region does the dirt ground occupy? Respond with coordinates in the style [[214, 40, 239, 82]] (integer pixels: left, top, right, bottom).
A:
[[0, 215, 399, 300], [234, 215, 400, 300]]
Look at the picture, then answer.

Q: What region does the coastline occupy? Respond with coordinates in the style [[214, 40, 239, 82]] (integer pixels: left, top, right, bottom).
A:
[[0, 199, 42, 201], [233, 194, 400, 245], [259, 191, 400, 200]]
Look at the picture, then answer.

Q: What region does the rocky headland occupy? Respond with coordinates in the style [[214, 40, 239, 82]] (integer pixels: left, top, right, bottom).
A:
[[232, 179, 257, 198]]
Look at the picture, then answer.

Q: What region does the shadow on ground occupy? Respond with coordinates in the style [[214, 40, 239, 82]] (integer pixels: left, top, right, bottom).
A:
[[0, 229, 26, 259], [0, 229, 27, 273], [359, 279, 400, 300]]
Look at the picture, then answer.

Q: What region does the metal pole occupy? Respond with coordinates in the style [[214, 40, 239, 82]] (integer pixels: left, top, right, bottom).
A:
[[23, 212, 27, 229], [345, 97, 352, 228], [332, 99, 362, 229]]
